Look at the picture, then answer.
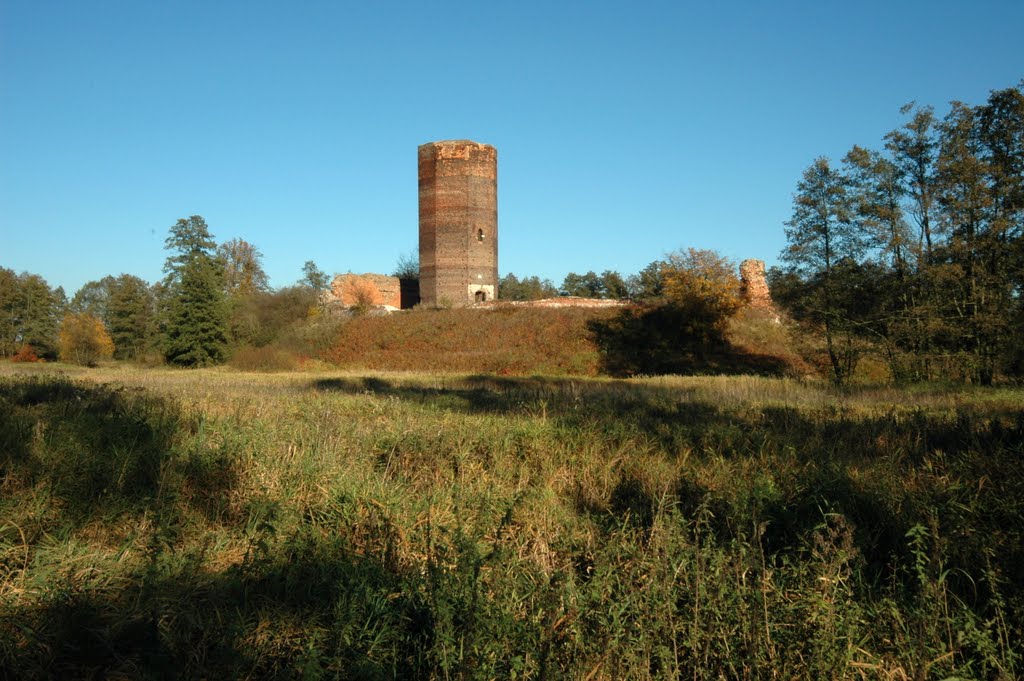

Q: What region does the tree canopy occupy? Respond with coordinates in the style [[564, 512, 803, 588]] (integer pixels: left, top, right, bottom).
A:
[[777, 82, 1024, 384]]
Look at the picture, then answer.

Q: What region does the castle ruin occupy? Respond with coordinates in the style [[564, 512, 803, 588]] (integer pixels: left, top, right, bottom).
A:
[[325, 141, 774, 314]]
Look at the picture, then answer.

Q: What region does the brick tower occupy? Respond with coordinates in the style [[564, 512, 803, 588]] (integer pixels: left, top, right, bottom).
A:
[[418, 140, 498, 307]]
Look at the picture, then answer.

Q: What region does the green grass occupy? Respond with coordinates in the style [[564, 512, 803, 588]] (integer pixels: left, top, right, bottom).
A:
[[1, 363, 1022, 679]]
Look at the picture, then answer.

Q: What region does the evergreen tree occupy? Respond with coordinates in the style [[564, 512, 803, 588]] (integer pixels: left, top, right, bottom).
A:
[[161, 216, 228, 366], [17, 273, 63, 358], [107, 275, 156, 360]]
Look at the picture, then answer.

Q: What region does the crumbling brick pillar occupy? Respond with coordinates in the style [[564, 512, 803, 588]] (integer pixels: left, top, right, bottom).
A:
[[739, 259, 775, 311], [418, 140, 498, 307]]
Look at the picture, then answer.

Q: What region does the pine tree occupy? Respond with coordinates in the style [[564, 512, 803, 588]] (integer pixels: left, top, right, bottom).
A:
[[107, 275, 155, 360], [161, 216, 228, 366], [17, 273, 63, 358]]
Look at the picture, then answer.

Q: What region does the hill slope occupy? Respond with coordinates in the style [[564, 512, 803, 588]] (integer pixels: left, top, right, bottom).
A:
[[324, 305, 617, 375], [323, 304, 809, 377]]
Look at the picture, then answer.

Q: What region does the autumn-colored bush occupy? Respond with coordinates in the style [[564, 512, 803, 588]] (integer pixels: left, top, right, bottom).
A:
[[343, 279, 378, 314], [58, 313, 115, 366], [660, 248, 743, 334], [10, 344, 41, 363]]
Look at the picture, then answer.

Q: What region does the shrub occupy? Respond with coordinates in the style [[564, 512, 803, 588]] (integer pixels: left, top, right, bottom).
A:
[[58, 313, 114, 366], [10, 344, 41, 363]]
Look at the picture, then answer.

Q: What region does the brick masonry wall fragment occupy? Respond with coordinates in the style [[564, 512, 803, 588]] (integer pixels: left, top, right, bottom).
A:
[[330, 274, 403, 309], [739, 259, 775, 310]]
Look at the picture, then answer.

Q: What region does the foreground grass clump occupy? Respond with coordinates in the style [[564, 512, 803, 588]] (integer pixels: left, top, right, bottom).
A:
[[1, 365, 1022, 679]]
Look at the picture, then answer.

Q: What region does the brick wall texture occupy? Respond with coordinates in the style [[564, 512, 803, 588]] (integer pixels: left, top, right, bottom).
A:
[[418, 140, 498, 307], [331, 274, 403, 309], [739, 259, 774, 310]]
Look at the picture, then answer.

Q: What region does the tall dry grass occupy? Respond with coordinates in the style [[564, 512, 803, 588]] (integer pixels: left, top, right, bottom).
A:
[[1, 363, 1022, 679]]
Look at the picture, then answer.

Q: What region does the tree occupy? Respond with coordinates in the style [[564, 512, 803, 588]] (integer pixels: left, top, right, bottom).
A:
[[781, 157, 868, 384], [560, 270, 627, 299], [0, 269, 64, 359], [626, 260, 665, 301], [392, 251, 419, 280], [218, 238, 270, 297], [299, 260, 330, 315], [885, 103, 940, 262], [106, 275, 156, 360], [17, 273, 63, 359], [499, 273, 558, 301], [932, 91, 1024, 384], [844, 145, 912, 277], [600, 270, 629, 299], [660, 248, 743, 334], [0, 267, 21, 357], [160, 216, 229, 367], [590, 249, 747, 376], [301, 260, 329, 291], [70, 275, 155, 360], [58, 312, 114, 366], [70, 275, 117, 319]]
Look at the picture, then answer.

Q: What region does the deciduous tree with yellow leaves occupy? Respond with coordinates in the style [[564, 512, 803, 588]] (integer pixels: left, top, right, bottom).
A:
[[58, 312, 114, 366]]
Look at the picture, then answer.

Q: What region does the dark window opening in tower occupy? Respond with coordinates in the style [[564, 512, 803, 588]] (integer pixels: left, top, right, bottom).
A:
[[475, 290, 486, 303], [477, 229, 484, 242]]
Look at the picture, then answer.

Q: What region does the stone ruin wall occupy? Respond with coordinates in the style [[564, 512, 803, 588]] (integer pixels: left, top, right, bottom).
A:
[[330, 274, 403, 309], [739, 259, 775, 312]]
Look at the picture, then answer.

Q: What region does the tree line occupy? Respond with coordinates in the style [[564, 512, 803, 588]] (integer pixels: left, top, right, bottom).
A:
[[499, 262, 673, 301], [773, 81, 1023, 385], [1, 216, 333, 367]]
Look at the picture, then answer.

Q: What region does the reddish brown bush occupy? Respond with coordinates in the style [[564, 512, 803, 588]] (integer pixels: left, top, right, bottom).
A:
[[11, 344, 41, 363]]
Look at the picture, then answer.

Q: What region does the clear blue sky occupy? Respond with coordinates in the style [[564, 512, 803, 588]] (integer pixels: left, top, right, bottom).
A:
[[2, 1, 1022, 296]]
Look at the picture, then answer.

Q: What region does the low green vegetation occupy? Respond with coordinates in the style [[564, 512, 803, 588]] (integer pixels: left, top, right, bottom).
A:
[[2, 364, 1021, 679]]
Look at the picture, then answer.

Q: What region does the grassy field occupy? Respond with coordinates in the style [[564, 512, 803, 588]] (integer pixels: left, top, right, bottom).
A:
[[1, 362, 1022, 679]]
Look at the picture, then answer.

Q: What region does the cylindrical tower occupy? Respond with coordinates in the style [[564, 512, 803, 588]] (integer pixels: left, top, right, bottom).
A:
[[418, 140, 498, 307]]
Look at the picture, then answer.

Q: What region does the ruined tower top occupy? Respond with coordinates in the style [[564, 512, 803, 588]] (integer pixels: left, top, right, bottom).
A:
[[739, 258, 775, 312], [418, 140, 497, 169], [418, 140, 498, 307]]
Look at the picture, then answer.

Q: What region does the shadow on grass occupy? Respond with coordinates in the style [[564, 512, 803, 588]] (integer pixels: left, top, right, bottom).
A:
[[0, 376, 240, 526], [2, 534, 433, 679], [312, 373, 1024, 588], [586, 302, 793, 378], [2, 376, 1023, 678]]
